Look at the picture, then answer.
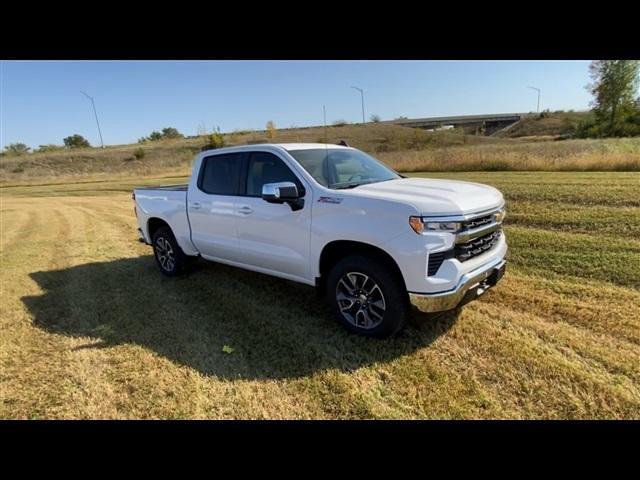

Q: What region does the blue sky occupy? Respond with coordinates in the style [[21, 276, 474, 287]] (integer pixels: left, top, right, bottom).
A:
[[1, 60, 594, 148]]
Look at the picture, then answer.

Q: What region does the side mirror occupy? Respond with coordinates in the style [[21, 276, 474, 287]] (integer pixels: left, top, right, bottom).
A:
[[262, 182, 304, 211]]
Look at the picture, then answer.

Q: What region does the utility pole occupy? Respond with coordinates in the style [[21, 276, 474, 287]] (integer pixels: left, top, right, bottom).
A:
[[350, 86, 365, 124], [323, 105, 327, 143], [527, 86, 541, 113], [80, 91, 105, 148]]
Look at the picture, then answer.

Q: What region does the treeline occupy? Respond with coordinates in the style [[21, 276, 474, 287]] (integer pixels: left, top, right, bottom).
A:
[[2, 127, 188, 157], [576, 60, 640, 138]]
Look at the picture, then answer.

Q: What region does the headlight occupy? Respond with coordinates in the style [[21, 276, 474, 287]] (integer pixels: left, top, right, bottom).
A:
[[494, 209, 506, 223], [409, 217, 461, 235]]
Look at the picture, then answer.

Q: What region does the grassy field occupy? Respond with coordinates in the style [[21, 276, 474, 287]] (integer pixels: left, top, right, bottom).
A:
[[1, 171, 639, 419]]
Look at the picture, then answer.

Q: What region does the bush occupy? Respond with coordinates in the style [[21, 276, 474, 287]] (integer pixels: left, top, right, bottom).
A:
[[161, 127, 183, 139], [575, 109, 640, 138], [142, 128, 184, 142], [332, 120, 348, 127], [63, 134, 90, 149], [133, 148, 145, 160], [36, 144, 64, 153], [370, 114, 381, 123], [4, 143, 30, 155], [204, 130, 225, 150]]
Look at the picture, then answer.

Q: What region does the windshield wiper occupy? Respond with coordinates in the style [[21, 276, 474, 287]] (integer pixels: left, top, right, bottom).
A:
[[332, 182, 364, 190], [332, 178, 397, 189]]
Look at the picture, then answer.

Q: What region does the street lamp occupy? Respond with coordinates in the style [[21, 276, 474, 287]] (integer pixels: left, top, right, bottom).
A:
[[527, 86, 541, 113], [350, 86, 365, 124], [80, 91, 105, 148]]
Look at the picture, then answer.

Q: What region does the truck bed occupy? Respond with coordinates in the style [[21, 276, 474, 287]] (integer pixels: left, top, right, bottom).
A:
[[134, 184, 188, 191], [134, 185, 192, 249]]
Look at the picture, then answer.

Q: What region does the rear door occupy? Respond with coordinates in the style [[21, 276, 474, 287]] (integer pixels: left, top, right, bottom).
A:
[[234, 151, 312, 281], [187, 152, 245, 261]]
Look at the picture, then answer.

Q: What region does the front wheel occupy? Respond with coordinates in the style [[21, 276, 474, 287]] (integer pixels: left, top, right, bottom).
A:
[[152, 226, 192, 276], [326, 255, 409, 338]]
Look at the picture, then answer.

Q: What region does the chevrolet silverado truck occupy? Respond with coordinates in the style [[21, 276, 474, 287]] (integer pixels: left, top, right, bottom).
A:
[[133, 143, 507, 338]]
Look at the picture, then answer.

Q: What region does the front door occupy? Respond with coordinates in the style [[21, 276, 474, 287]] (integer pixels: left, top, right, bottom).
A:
[[234, 151, 312, 281]]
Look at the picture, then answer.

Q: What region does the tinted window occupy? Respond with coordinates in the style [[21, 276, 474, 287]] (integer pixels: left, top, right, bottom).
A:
[[199, 153, 242, 195], [245, 152, 302, 197]]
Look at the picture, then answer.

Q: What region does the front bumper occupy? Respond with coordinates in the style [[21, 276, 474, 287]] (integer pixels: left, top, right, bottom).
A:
[[409, 256, 506, 313]]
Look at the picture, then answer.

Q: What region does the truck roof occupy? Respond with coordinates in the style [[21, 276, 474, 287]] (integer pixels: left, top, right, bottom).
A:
[[199, 143, 351, 156], [277, 143, 351, 151]]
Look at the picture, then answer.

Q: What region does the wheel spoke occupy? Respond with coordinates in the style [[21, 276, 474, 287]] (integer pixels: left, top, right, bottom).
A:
[[345, 274, 358, 292], [370, 299, 385, 310], [336, 291, 355, 310], [368, 305, 384, 321], [338, 278, 355, 295]]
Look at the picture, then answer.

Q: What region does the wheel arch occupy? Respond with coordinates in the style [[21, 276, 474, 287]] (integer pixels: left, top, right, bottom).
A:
[[317, 240, 407, 292], [147, 217, 172, 241]]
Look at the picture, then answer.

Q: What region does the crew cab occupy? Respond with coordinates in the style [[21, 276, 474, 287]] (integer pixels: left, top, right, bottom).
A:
[[133, 143, 507, 338]]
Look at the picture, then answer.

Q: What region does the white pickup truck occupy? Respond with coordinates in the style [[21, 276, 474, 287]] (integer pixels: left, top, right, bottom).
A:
[[133, 143, 507, 338]]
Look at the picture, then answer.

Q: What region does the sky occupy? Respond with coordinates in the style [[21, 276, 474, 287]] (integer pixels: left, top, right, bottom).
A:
[[1, 60, 595, 148]]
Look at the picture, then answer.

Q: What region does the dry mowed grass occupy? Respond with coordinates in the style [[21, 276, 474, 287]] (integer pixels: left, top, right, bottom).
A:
[[1, 171, 639, 419]]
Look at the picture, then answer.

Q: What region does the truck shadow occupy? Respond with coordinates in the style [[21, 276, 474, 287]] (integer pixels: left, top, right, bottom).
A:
[[22, 256, 460, 380]]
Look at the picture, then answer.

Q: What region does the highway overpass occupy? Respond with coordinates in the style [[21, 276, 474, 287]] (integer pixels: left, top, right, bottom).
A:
[[387, 113, 528, 134]]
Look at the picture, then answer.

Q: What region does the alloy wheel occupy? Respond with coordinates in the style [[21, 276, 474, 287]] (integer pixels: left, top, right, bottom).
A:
[[335, 272, 386, 329]]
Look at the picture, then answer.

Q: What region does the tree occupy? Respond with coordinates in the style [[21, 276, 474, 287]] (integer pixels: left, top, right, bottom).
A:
[[587, 60, 640, 136], [370, 114, 381, 123], [4, 143, 30, 155], [147, 131, 163, 141], [161, 127, 183, 139], [63, 134, 91, 148], [266, 120, 276, 139]]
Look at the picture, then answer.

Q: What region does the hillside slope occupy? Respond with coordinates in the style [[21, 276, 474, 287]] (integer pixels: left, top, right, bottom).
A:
[[3, 120, 639, 185], [496, 111, 593, 138]]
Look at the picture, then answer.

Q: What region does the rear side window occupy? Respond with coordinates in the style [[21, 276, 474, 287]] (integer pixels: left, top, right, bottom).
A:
[[245, 152, 303, 197], [199, 153, 243, 195]]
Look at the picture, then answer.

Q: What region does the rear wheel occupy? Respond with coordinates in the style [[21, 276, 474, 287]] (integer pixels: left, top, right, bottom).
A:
[[327, 255, 409, 338], [152, 226, 191, 276]]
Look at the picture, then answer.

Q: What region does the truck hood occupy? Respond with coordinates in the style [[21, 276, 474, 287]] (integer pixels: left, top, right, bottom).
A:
[[348, 177, 504, 216]]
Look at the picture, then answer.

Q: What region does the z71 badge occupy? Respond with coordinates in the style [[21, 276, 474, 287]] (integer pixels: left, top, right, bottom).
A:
[[318, 196, 343, 204]]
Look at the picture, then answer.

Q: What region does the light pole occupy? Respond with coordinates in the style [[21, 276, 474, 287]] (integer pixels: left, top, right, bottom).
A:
[[350, 86, 365, 124], [527, 86, 541, 113], [80, 91, 105, 148]]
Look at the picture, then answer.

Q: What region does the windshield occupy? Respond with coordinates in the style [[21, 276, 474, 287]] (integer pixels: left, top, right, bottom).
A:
[[287, 148, 400, 189]]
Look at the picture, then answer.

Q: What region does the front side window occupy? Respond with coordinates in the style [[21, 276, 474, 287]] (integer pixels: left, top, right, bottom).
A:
[[199, 153, 243, 195], [245, 152, 302, 196], [287, 148, 400, 189]]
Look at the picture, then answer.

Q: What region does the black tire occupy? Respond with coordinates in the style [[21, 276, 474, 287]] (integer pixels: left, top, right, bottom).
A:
[[151, 225, 192, 277], [326, 254, 409, 338]]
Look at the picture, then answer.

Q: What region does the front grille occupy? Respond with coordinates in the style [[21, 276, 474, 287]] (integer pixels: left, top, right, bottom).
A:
[[462, 213, 494, 230], [455, 229, 502, 262]]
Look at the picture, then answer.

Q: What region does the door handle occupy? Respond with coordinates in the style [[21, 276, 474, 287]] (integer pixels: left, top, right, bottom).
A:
[[237, 206, 253, 215], [190, 202, 201, 210]]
